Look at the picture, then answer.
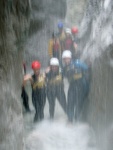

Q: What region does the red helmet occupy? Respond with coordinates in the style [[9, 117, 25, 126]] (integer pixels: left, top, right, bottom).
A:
[[71, 26, 78, 34], [31, 61, 41, 69]]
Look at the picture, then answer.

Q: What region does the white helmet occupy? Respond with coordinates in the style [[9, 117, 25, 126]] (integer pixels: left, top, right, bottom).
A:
[[50, 58, 59, 66], [62, 50, 72, 59], [65, 28, 71, 34]]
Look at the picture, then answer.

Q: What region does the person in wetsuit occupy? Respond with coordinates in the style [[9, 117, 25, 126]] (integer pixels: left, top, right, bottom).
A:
[[46, 58, 67, 119], [23, 60, 46, 122]]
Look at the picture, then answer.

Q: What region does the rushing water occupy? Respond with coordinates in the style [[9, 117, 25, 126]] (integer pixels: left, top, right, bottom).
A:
[[24, 111, 98, 150], [25, 120, 97, 150]]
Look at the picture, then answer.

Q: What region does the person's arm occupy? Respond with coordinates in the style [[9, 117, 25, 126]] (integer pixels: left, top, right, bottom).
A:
[[73, 41, 78, 49], [23, 74, 33, 87]]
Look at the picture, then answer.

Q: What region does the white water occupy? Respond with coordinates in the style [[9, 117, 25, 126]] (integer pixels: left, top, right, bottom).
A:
[[24, 84, 98, 150], [25, 120, 97, 150]]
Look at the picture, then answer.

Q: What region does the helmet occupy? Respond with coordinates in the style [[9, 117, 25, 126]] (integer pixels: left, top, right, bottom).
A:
[[62, 50, 72, 59], [71, 26, 78, 34], [58, 22, 63, 28], [31, 61, 41, 69], [50, 58, 59, 66], [65, 28, 71, 34]]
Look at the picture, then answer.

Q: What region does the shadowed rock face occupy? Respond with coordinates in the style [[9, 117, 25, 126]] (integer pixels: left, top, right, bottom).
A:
[[66, 0, 88, 26], [29, 0, 67, 36], [0, 0, 30, 150]]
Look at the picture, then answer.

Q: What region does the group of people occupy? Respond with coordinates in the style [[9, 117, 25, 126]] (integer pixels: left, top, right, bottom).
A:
[[21, 22, 91, 123], [48, 22, 78, 61]]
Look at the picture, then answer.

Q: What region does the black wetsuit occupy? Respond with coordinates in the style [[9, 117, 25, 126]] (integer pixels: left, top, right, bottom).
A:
[[32, 74, 46, 122], [63, 60, 89, 122], [46, 70, 67, 119]]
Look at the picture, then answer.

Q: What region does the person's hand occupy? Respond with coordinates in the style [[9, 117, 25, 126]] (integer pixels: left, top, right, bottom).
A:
[[74, 43, 78, 49], [42, 72, 46, 79], [45, 66, 50, 74], [24, 74, 32, 81]]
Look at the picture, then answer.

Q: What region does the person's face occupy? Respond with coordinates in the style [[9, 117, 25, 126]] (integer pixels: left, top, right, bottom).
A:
[[51, 66, 59, 72], [63, 57, 71, 65], [33, 68, 40, 76]]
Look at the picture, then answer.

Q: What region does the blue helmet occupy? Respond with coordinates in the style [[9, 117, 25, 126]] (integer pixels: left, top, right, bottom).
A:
[[57, 22, 63, 28]]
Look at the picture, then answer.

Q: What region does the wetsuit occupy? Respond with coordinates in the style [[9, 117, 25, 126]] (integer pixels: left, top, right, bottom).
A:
[[63, 59, 89, 122], [32, 74, 46, 122], [64, 37, 75, 58], [46, 70, 67, 119]]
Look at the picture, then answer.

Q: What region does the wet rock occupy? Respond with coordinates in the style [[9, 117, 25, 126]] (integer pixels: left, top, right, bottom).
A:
[[0, 0, 30, 150], [77, 0, 113, 149]]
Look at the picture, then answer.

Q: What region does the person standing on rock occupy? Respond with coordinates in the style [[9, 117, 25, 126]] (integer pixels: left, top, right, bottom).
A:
[[46, 58, 67, 119], [23, 61, 46, 122], [62, 50, 89, 123]]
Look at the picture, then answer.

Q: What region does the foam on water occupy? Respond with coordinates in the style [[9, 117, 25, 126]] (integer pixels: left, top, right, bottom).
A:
[[26, 120, 97, 150]]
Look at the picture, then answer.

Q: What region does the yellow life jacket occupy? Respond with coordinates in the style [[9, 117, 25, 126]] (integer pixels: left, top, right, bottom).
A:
[[59, 31, 66, 42], [48, 74, 62, 85], [73, 73, 82, 80], [33, 74, 46, 90], [69, 73, 82, 82]]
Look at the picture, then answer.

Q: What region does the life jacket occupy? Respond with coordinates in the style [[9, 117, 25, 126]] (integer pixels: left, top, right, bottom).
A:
[[32, 74, 46, 90], [69, 69, 82, 82], [63, 61, 83, 82], [46, 71, 63, 86], [53, 41, 60, 51], [64, 38, 73, 50], [70, 60, 88, 82], [59, 31, 66, 42]]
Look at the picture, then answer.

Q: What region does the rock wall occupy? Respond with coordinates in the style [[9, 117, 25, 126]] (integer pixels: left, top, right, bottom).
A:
[[0, 1, 30, 150], [66, 0, 88, 26], [77, 0, 113, 149]]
